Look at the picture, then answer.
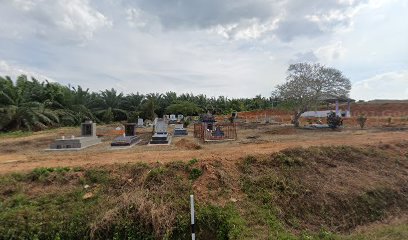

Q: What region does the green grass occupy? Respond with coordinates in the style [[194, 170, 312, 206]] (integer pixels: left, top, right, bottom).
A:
[[0, 130, 33, 138]]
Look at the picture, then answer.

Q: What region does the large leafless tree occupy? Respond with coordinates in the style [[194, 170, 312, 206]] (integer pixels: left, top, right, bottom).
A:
[[275, 63, 351, 127]]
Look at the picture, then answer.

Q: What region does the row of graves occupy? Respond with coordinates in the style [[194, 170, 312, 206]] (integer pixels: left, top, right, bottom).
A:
[[193, 113, 237, 142], [164, 114, 184, 124], [48, 113, 237, 150]]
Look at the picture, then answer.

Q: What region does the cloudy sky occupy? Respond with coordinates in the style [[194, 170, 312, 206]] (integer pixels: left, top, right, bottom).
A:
[[0, 0, 407, 100]]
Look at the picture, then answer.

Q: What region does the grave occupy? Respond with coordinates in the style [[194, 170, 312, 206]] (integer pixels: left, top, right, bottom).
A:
[[201, 113, 216, 130], [111, 123, 140, 147], [149, 118, 171, 144], [169, 114, 177, 124], [137, 118, 144, 127], [212, 126, 225, 137], [173, 123, 188, 136], [49, 120, 101, 150], [177, 114, 184, 122]]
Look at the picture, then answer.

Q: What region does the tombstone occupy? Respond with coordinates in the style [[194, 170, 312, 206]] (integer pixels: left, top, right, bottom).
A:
[[212, 126, 225, 137], [169, 114, 177, 124], [150, 118, 170, 144], [111, 123, 140, 147], [173, 123, 188, 136], [177, 114, 184, 122], [81, 120, 96, 137], [49, 120, 101, 150], [137, 118, 144, 127], [200, 113, 216, 130]]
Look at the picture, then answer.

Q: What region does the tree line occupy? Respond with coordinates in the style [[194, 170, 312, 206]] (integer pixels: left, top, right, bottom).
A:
[[0, 62, 352, 131], [0, 75, 276, 131]]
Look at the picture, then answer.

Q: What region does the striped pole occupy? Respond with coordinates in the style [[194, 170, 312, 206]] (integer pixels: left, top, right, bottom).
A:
[[190, 194, 196, 240]]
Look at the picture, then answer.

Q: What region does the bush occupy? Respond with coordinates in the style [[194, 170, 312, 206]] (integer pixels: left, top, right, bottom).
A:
[[197, 205, 246, 240], [356, 115, 368, 129], [84, 169, 110, 184], [189, 168, 203, 180], [327, 112, 343, 130]]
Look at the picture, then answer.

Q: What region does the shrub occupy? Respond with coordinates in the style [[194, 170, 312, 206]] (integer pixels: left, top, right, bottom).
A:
[[197, 205, 246, 240], [327, 112, 343, 130], [356, 115, 368, 129], [189, 168, 203, 180], [84, 169, 109, 184]]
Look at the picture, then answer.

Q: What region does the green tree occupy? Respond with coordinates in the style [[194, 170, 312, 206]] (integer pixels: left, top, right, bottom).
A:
[[0, 76, 60, 131], [274, 63, 351, 127], [166, 101, 202, 116], [142, 93, 162, 120], [93, 88, 127, 123]]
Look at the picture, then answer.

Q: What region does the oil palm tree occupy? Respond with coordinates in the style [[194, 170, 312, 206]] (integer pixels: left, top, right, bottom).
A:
[[93, 88, 128, 123], [0, 76, 60, 131]]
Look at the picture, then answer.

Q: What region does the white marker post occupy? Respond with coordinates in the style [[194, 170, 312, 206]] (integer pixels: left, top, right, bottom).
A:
[[190, 194, 196, 240]]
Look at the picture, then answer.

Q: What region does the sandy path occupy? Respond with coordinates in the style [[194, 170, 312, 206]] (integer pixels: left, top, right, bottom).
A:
[[1, 129, 407, 174]]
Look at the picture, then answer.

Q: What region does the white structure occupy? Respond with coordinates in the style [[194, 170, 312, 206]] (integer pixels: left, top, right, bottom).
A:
[[137, 118, 144, 127], [301, 110, 350, 118], [301, 111, 332, 118]]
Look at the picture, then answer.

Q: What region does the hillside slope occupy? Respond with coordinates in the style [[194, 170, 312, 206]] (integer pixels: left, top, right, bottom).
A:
[[1, 142, 408, 239]]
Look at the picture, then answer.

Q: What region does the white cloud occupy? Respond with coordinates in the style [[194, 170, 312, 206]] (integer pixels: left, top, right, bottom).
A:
[[0, 60, 55, 82], [351, 71, 408, 100], [0, 0, 406, 100], [0, 0, 111, 43]]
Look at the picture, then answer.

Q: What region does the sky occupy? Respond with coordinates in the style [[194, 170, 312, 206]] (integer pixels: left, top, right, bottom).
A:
[[0, 0, 407, 100]]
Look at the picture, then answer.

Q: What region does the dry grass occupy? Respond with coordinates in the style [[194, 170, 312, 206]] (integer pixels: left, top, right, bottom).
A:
[[174, 139, 202, 150]]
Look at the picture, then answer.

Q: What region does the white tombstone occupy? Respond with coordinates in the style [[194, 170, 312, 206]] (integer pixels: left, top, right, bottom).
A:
[[137, 118, 144, 127], [170, 114, 177, 121], [177, 114, 184, 121]]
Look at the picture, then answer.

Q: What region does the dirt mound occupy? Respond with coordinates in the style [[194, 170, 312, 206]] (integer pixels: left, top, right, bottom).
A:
[[174, 139, 201, 150], [264, 126, 297, 135]]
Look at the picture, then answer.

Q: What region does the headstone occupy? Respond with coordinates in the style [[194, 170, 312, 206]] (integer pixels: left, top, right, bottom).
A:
[[174, 123, 188, 136], [155, 119, 168, 134], [200, 113, 216, 130], [177, 114, 184, 122], [111, 123, 139, 147], [150, 118, 170, 144], [212, 126, 224, 137], [137, 118, 144, 127], [81, 120, 96, 137], [168, 114, 177, 124], [49, 120, 101, 150], [125, 123, 136, 136]]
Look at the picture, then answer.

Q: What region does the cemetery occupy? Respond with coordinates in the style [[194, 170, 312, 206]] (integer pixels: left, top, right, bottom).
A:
[[3, 107, 408, 240]]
